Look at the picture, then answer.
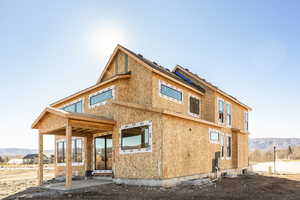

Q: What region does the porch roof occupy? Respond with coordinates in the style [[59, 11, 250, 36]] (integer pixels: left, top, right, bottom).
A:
[[32, 107, 115, 136]]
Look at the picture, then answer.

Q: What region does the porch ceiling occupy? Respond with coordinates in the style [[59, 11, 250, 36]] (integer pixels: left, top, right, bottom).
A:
[[32, 107, 115, 136]]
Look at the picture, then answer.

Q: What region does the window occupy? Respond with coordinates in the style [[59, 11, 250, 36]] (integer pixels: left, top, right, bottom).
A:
[[57, 141, 65, 163], [227, 135, 232, 158], [220, 134, 225, 158], [56, 138, 83, 164], [209, 129, 219, 143], [159, 81, 182, 102], [226, 103, 232, 127], [62, 100, 82, 113], [89, 86, 114, 108], [189, 95, 200, 116], [90, 89, 112, 106], [245, 111, 249, 131], [120, 121, 152, 153], [218, 98, 225, 124], [72, 138, 83, 163]]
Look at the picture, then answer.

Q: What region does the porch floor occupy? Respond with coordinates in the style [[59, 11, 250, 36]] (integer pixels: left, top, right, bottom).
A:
[[41, 179, 112, 191]]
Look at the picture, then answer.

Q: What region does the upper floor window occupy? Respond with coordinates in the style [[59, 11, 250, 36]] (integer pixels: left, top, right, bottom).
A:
[[159, 80, 182, 103], [245, 111, 249, 131], [62, 100, 83, 113], [226, 135, 232, 158], [120, 121, 152, 154], [218, 98, 225, 124], [189, 95, 200, 117], [226, 103, 232, 127], [89, 86, 114, 108]]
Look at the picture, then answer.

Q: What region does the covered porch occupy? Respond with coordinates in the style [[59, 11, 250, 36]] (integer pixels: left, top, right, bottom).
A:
[[31, 107, 115, 188]]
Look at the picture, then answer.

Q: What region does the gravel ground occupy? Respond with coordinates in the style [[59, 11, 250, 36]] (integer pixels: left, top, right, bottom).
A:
[[3, 173, 300, 200]]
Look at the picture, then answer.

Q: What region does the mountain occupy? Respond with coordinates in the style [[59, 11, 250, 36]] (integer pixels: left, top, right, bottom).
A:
[[0, 148, 53, 156], [249, 138, 300, 152]]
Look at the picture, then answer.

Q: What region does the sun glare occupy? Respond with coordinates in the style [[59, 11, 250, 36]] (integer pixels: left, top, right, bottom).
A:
[[88, 26, 127, 60]]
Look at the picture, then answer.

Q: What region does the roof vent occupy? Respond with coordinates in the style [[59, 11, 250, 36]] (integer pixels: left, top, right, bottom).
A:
[[165, 68, 170, 71], [185, 68, 190, 71], [153, 61, 158, 65], [137, 54, 143, 58]]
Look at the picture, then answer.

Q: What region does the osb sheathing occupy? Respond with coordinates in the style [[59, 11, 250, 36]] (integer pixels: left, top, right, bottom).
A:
[[174, 68, 216, 123], [49, 50, 249, 179], [215, 94, 248, 131], [36, 113, 67, 130], [152, 73, 204, 119], [161, 115, 245, 179]]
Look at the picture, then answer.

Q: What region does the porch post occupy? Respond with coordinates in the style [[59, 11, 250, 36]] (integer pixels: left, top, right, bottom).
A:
[[66, 123, 72, 187], [38, 132, 43, 186], [85, 134, 93, 172]]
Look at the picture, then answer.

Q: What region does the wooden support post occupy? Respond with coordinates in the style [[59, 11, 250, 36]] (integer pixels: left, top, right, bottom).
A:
[[66, 124, 72, 187], [38, 133, 43, 186], [85, 135, 93, 172]]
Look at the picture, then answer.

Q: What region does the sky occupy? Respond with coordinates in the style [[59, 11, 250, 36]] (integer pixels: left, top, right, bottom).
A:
[[0, 0, 299, 150]]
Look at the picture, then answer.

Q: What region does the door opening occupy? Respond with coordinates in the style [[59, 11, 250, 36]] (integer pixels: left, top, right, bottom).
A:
[[94, 135, 112, 171]]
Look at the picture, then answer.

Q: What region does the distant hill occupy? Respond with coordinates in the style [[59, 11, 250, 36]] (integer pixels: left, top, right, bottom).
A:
[[249, 138, 300, 152], [0, 148, 53, 156]]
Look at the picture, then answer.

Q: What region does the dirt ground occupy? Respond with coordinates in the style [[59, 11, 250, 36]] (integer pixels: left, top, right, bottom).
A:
[[0, 169, 53, 199], [2, 171, 300, 200]]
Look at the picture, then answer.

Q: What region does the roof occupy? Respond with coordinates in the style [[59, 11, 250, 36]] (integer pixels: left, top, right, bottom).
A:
[[174, 65, 252, 110], [116, 45, 206, 94], [23, 154, 46, 159], [32, 107, 116, 129]]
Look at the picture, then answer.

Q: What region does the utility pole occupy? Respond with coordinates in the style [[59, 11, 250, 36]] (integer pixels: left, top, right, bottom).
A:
[[273, 145, 276, 174]]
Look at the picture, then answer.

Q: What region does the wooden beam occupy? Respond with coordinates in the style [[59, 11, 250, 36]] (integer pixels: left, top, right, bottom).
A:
[[39, 126, 65, 135], [66, 123, 72, 187], [38, 133, 43, 186], [69, 120, 114, 131]]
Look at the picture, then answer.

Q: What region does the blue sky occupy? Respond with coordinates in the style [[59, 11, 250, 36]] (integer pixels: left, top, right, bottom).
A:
[[0, 0, 299, 149]]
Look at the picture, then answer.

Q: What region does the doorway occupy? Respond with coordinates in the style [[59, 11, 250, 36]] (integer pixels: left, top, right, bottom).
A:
[[94, 135, 112, 171]]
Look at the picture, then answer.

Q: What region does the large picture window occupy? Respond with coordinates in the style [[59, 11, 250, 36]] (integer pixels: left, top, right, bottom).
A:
[[189, 95, 200, 116], [56, 138, 83, 164], [62, 100, 82, 113], [159, 81, 182, 102], [120, 121, 152, 153]]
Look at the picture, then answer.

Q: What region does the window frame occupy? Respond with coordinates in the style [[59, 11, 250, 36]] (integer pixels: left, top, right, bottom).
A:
[[220, 133, 225, 160], [61, 98, 84, 113], [88, 85, 115, 108], [217, 98, 225, 125], [209, 128, 220, 144], [188, 94, 201, 118], [56, 137, 84, 166], [159, 80, 183, 104], [226, 134, 232, 160], [226, 102, 232, 127], [244, 111, 249, 131], [119, 120, 152, 154]]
